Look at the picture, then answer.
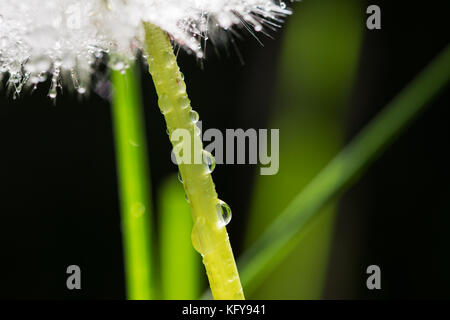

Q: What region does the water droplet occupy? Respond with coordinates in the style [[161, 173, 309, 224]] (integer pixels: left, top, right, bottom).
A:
[[216, 200, 232, 227], [178, 95, 190, 109], [48, 86, 57, 99], [25, 56, 51, 73], [129, 139, 139, 147], [177, 171, 183, 184], [191, 217, 206, 254], [163, 51, 175, 66], [180, 72, 185, 80], [48, 68, 60, 99], [30, 76, 40, 84], [202, 150, 216, 173], [190, 110, 199, 123], [112, 61, 125, 71], [159, 93, 171, 113], [38, 73, 47, 82], [131, 202, 145, 217]]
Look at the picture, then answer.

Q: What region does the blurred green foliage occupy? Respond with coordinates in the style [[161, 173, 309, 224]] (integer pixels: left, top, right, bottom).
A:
[[159, 175, 201, 299], [244, 0, 364, 299]]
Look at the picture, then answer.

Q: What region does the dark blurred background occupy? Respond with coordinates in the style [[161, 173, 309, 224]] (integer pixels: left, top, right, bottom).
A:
[[0, 0, 449, 299]]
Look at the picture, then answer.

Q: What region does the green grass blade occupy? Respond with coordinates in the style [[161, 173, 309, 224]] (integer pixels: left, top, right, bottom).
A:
[[111, 64, 155, 299], [238, 45, 450, 295], [159, 174, 201, 299]]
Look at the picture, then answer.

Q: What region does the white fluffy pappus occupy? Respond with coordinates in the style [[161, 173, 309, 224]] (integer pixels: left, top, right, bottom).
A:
[[0, 0, 291, 98]]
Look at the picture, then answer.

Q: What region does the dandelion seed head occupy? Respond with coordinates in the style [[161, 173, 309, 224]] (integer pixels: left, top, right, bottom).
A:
[[0, 0, 291, 97]]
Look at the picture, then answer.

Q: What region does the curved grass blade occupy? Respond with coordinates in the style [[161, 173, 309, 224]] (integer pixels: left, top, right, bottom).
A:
[[244, 0, 364, 299]]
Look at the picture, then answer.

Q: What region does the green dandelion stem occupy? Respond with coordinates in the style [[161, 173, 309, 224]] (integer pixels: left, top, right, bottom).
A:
[[143, 22, 244, 300], [111, 64, 155, 300]]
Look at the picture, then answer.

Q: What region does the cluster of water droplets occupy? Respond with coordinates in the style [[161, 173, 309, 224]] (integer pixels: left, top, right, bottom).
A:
[[0, 0, 290, 97], [137, 0, 292, 57], [0, 1, 139, 99]]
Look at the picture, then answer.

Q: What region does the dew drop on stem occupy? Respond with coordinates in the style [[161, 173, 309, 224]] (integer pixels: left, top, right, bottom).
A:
[[190, 110, 199, 123], [202, 150, 216, 173], [216, 200, 232, 227], [191, 217, 206, 254]]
